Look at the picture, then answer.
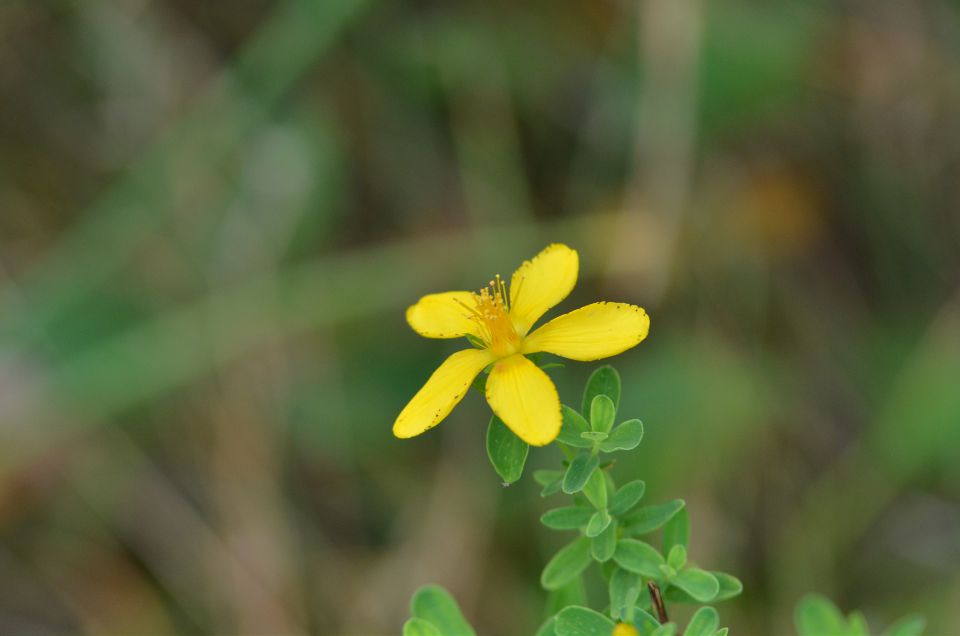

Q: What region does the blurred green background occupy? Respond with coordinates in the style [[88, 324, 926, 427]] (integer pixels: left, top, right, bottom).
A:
[[2, 0, 959, 634]]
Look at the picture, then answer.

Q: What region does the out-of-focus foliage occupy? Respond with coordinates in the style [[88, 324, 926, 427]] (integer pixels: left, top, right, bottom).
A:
[[794, 595, 925, 636], [1, 0, 959, 634]]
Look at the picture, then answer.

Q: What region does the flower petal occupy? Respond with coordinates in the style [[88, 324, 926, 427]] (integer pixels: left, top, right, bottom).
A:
[[393, 348, 494, 439], [485, 354, 562, 446], [509, 244, 579, 335], [406, 291, 482, 339], [523, 302, 650, 361]]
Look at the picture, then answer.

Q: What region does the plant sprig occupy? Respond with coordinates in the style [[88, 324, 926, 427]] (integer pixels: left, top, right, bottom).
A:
[[403, 364, 926, 636], [525, 366, 738, 636]]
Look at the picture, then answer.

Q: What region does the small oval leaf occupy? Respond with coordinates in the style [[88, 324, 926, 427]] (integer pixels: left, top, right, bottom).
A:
[[558, 405, 593, 447], [609, 480, 646, 516], [885, 615, 926, 636], [410, 585, 477, 636], [622, 500, 686, 536], [591, 519, 618, 562], [541, 506, 596, 530], [563, 454, 600, 494], [403, 618, 442, 636], [794, 595, 848, 636], [667, 544, 687, 571], [612, 539, 665, 578], [582, 365, 621, 415], [486, 416, 529, 484], [685, 607, 720, 636], [600, 419, 644, 452], [609, 567, 643, 620], [590, 394, 616, 434], [581, 467, 608, 509], [672, 569, 720, 603], [541, 477, 564, 497], [535, 470, 563, 486], [585, 509, 612, 538], [541, 537, 593, 590], [555, 606, 616, 636], [633, 609, 661, 634], [712, 572, 743, 601]]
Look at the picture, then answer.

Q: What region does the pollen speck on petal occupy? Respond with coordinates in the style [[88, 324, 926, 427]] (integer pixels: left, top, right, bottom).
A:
[[522, 302, 650, 361], [393, 348, 493, 438]]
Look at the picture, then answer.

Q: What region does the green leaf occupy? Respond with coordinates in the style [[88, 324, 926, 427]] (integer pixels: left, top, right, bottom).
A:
[[485, 416, 528, 484], [537, 469, 564, 497], [563, 454, 600, 494], [582, 365, 621, 415], [662, 508, 690, 551], [714, 629, 729, 636], [712, 572, 743, 601], [541, 477, 564, 497], [609, 568, 643, 621], [667, 545, 687, 571], [558, 406, 594, 447], [608, 480, 646, 516], [650, 624, 677, 636], [535, 470, 563, 486], [535, 616, 559, 636], [848, 611, 869, 636], [581, 431, 609, 443], [685, 607, 720, 636], [662, 586, 696, 604], [581, 467, 608, 509], [555, 606, 616, 636], [600, 419, 644, 452], [541, 506, 596, 530], [622, 500, 686, 536], [585, 509, 612, 538], [633, 608, 662, 635], [663, 581, 734, 606], [613, 539, 665, 577], [884, 615, 926, 636], [541, 537, 593, 590], [410, 585, 476, 636], [591, 519, 618, 562], [403, 618, 442, 636], [671, 569, 720, 602], [794, 595, 848, 636], [590, 395, 616, 434]]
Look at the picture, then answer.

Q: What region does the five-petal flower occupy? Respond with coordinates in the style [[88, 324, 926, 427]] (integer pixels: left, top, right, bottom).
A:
[[394, 244, 650, 446]]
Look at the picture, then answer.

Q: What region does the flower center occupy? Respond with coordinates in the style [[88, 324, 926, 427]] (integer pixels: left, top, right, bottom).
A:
[[612, 623, 640, 636], [469, 274, 520, 357]]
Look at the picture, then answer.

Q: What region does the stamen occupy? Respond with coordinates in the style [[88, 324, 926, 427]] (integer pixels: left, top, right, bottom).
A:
[[468, 273, 520, 357], [496, 274, 509, 311]]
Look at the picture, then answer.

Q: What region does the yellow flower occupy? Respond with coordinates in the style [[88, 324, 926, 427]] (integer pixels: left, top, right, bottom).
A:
[[612, 622, 640, 636], [393, 244, 650, 446]]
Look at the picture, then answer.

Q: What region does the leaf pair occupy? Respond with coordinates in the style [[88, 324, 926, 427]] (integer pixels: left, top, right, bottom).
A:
[[403, 586, 476, 636], [558, 401, 644, 453], [795, 595, 925, 636], [545, 605, 726, 636]]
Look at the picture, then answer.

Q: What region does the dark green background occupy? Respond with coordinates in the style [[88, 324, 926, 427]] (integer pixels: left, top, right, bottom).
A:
[[1, 0, 958, 634]]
